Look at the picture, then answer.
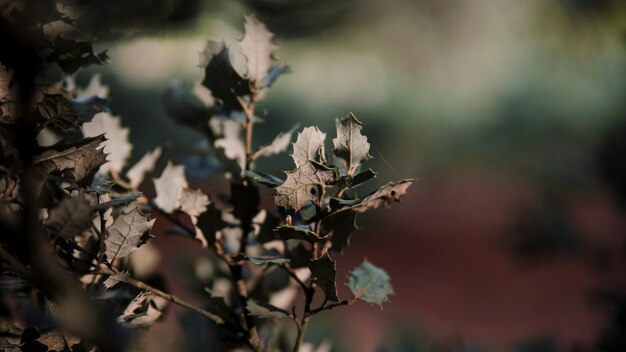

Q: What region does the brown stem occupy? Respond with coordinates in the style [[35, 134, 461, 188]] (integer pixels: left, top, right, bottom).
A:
[[310, 298, 356, 315], [97, 267, 224, 324]]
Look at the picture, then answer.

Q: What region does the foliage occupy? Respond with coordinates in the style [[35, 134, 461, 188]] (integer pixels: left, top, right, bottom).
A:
[[0, 4, 414, 352]]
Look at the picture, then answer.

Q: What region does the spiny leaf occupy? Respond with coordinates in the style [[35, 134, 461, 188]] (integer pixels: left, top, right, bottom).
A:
[[153, 162, 188, 213], [82, 112, 132, 175], [126, 147, 162, 189], [199, 40, 251, 110], [347, 260, 394, 306], [309, 253, 340, 302], [274, 225, 322, 243], [246, 300, 289, 319], [179, 188, 211, 247], [34, 134, 107, 183], [45, 196, 94, 239], [239, 14, 279, 87], [245, 170, 283, 187], [321, 209, 358, 253], [351, 179, 415, 213], [105, 205, 155, 262], [291, 126, 326, 168], [253, 125, 297, 160], [274, 161, 335, 211], [333, 113, 372, 175]]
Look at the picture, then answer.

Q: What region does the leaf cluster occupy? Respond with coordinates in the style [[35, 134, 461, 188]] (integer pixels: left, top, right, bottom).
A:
[[0, 10, 414, 352]]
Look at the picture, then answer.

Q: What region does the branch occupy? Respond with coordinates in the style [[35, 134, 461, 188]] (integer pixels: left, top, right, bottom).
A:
[[97, 266, 224, 324], [310, 298, 357, 315]]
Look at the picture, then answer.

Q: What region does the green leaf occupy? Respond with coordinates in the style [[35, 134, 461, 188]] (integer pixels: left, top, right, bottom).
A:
[[34, 134, 107, 183], [347, 260, 394, 306], [321, 209, 358, 253], [273, 161, 335, 211], [332, 113, 372, 175], [200, 40, 251, 110], [274, 225, 322, 243], [351, 179, 415, 213], [309, 253, 340, 302], [245, 170, 283, 187], [291, 126, 326, 168], [45, 196, 94, 239], [105, 204, 155, 262], [246, 300, 289, 319]]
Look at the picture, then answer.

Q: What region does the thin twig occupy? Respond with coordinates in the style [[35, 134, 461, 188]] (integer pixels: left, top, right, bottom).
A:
[[97, 266, 224, 324]]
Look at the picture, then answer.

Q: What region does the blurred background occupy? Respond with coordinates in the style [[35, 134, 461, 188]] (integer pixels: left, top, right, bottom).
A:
[[75, 0, 626, 350]]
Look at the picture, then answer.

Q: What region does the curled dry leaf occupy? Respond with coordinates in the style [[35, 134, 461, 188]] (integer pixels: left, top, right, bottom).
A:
[[34, 134, 107, 182], [351, 179, 415, 213]]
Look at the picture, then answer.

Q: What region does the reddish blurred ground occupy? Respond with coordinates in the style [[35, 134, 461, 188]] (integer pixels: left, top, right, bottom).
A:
[[149, 166, 626, 351]]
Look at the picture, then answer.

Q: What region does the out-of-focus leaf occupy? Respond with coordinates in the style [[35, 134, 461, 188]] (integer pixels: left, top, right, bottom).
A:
[[235, 255, 290, 266], [214, 119, 246, 174], [245, 170, 283, 188], [77, 73, 109, 99], [163, 81, 215, 131], [36, 94, 108, 131], [253, 125, 297, 160], [118, 293, 165, 328], [246, 300, 288, 319], [347, 260, 394, 306], [239, 14, 279, 87], [321, 209, 358, 253], [197, 203, 227, 248], [34, 134, 107, 183], [274, 225, 321, 243], [96, 192, 142, 211], [82, 112, 132, 175], [126, 147, 162, 189], [309, 253, 339, 302], [180, 188, 211, 247], [153, 162, 188, 213], [332, 113, 371, 175], [274, 161, 335, 211], [104, 204, 155, 262], [231, 180, 260, 224], [45, 195, 94, 239], [199, 41, 251, 110], [351, 179, 415, 213], [103, 271, 128, 289], [291, 126, 326, 168]]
